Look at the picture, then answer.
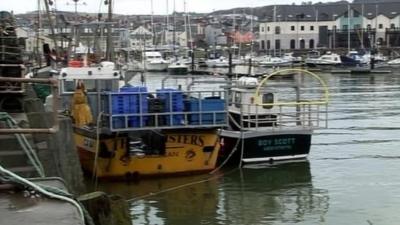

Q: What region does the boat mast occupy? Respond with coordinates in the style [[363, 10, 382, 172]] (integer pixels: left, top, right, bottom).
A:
[[361, 3, 364, 50], [347, 3, 351, 53], [273, 5, 276, 56], [183, 0, 188, 49], [105, 0, 113, 61], [43, 0, 58, 57], [165, 0, 169, 46], [36, 0, 42, 66], [150, 0, 155, 46], [172, 0, 176, 59]]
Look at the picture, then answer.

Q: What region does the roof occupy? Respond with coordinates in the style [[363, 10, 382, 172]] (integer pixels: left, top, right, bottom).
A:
[[258, 1, 400, 22]]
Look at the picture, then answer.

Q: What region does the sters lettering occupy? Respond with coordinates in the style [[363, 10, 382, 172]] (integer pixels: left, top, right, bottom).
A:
[[167, 135, 205, 146]]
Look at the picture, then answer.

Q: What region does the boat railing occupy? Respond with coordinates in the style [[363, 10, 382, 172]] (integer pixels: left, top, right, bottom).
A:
[[101, 89, 229, 132], [246, 68, 330, 131], [236, 101, 328, 131]]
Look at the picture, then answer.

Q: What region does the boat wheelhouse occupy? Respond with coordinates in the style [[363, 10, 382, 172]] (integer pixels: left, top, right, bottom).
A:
[[219, 69, 329, 164]]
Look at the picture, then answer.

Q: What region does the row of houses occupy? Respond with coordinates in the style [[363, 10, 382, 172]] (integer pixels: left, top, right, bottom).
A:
[[258, 1, 400, 52]]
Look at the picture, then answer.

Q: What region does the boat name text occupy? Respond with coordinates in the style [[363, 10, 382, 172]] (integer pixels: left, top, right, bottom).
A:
[[167, 135, 205, 147], [258, 137, 296, 151]]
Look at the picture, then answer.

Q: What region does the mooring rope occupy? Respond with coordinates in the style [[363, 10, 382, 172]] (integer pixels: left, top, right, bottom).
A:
[[0, 165, 86, 223]]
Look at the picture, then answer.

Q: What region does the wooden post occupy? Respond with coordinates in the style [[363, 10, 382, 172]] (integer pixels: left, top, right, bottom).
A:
[[78, 192, 132, 225]]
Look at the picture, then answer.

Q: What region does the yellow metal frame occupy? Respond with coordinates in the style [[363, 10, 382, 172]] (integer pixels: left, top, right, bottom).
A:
[[254, 68, 330, 106]]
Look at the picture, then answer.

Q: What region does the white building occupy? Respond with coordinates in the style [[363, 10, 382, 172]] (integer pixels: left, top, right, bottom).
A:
[[258, 2, 400, 52]]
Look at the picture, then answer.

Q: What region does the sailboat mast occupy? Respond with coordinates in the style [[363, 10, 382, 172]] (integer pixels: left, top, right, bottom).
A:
[[361, 3, 364, 49], [273, 5, 276, 56], [347, 3, 351, 53], [165, 0, 169, 45], [43, 0, 58, 56], [151, 0, 155, 46], [172, 0, 176, 56], [183, 0, 187, 48], [106, 0, 113, 61], [36, 0, 42, 65]]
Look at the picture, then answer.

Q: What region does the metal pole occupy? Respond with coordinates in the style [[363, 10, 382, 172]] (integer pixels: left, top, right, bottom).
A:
[[106, 0, 113, 61], [43, 0, 58, 57], [36, 0, 42, 66], [348, 4, 351, 53], [361, 3, 364, 49]]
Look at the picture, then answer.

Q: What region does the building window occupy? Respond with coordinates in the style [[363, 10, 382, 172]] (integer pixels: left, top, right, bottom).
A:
[[353, 10, 360, 17], [379, 24, 383, 29], [275, 39, 281, 49], [300, 39, 305, 49], [261, 26, 265, 32], [261, 40, 265, 50], [267, 40, 271, 49], [291, 26, 295, 31], [290, 39, 296, 49], [309, 39, 315, 49], [367, 24, 371, 30], [391, 23, 396, 29], [354, 24, 361, 29], [343, 25, 348, 30], [267, 26, 270, 31], [275, 26, 281, 34], [377, 37, 384, 45], [301, 26, 305, 31], [310, 26, 314, 31]]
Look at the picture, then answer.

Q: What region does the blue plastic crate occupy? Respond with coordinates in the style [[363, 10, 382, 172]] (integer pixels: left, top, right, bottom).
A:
[[112, 117, 126, 129], [184, 97, 226, 125], [189, 113, 226, 125], [164, 115, 185, 126], [156, 88, 184, 112], [185, 97, 225, 111], [120, 85, 147, 93]]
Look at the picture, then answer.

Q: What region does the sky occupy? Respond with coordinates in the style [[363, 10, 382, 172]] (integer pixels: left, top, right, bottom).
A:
[[2, 0, 335, 15]]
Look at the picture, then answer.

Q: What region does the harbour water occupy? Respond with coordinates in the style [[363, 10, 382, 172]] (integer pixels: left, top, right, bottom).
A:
[[96, 71, 400, 225]]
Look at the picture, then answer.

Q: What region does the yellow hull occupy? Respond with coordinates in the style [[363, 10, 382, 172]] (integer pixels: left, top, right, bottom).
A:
[[74, 129, 220, 179]]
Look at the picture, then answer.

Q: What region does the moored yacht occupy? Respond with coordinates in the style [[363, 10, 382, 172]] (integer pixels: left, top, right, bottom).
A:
[[144, 51, 169, 72]]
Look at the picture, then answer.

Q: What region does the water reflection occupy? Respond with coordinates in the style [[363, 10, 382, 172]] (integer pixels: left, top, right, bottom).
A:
[[97, 161, 329, 225], [215, 161, 329, 225]]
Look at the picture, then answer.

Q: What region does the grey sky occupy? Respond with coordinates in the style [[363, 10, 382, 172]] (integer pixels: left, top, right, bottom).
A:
[[3, 0, 334, 15]]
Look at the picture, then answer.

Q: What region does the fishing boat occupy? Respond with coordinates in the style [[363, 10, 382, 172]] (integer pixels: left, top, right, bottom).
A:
[[57, 67, 228, 179], [218, 69, 329, 164]]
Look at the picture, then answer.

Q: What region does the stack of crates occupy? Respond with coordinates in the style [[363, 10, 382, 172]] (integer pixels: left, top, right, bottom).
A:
[[109, 85, 148, 129], [147, 98, 166, 126], [156, 88, 184, 126], [185, 97, 226, 125]]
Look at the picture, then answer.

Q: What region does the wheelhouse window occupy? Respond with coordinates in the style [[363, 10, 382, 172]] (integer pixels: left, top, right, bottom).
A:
[[262, 93, 274, 109], [234, 92, 241, 108]]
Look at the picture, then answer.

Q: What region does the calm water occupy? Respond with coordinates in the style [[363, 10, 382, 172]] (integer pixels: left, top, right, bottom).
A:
[[97, 71, 400, 225]]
